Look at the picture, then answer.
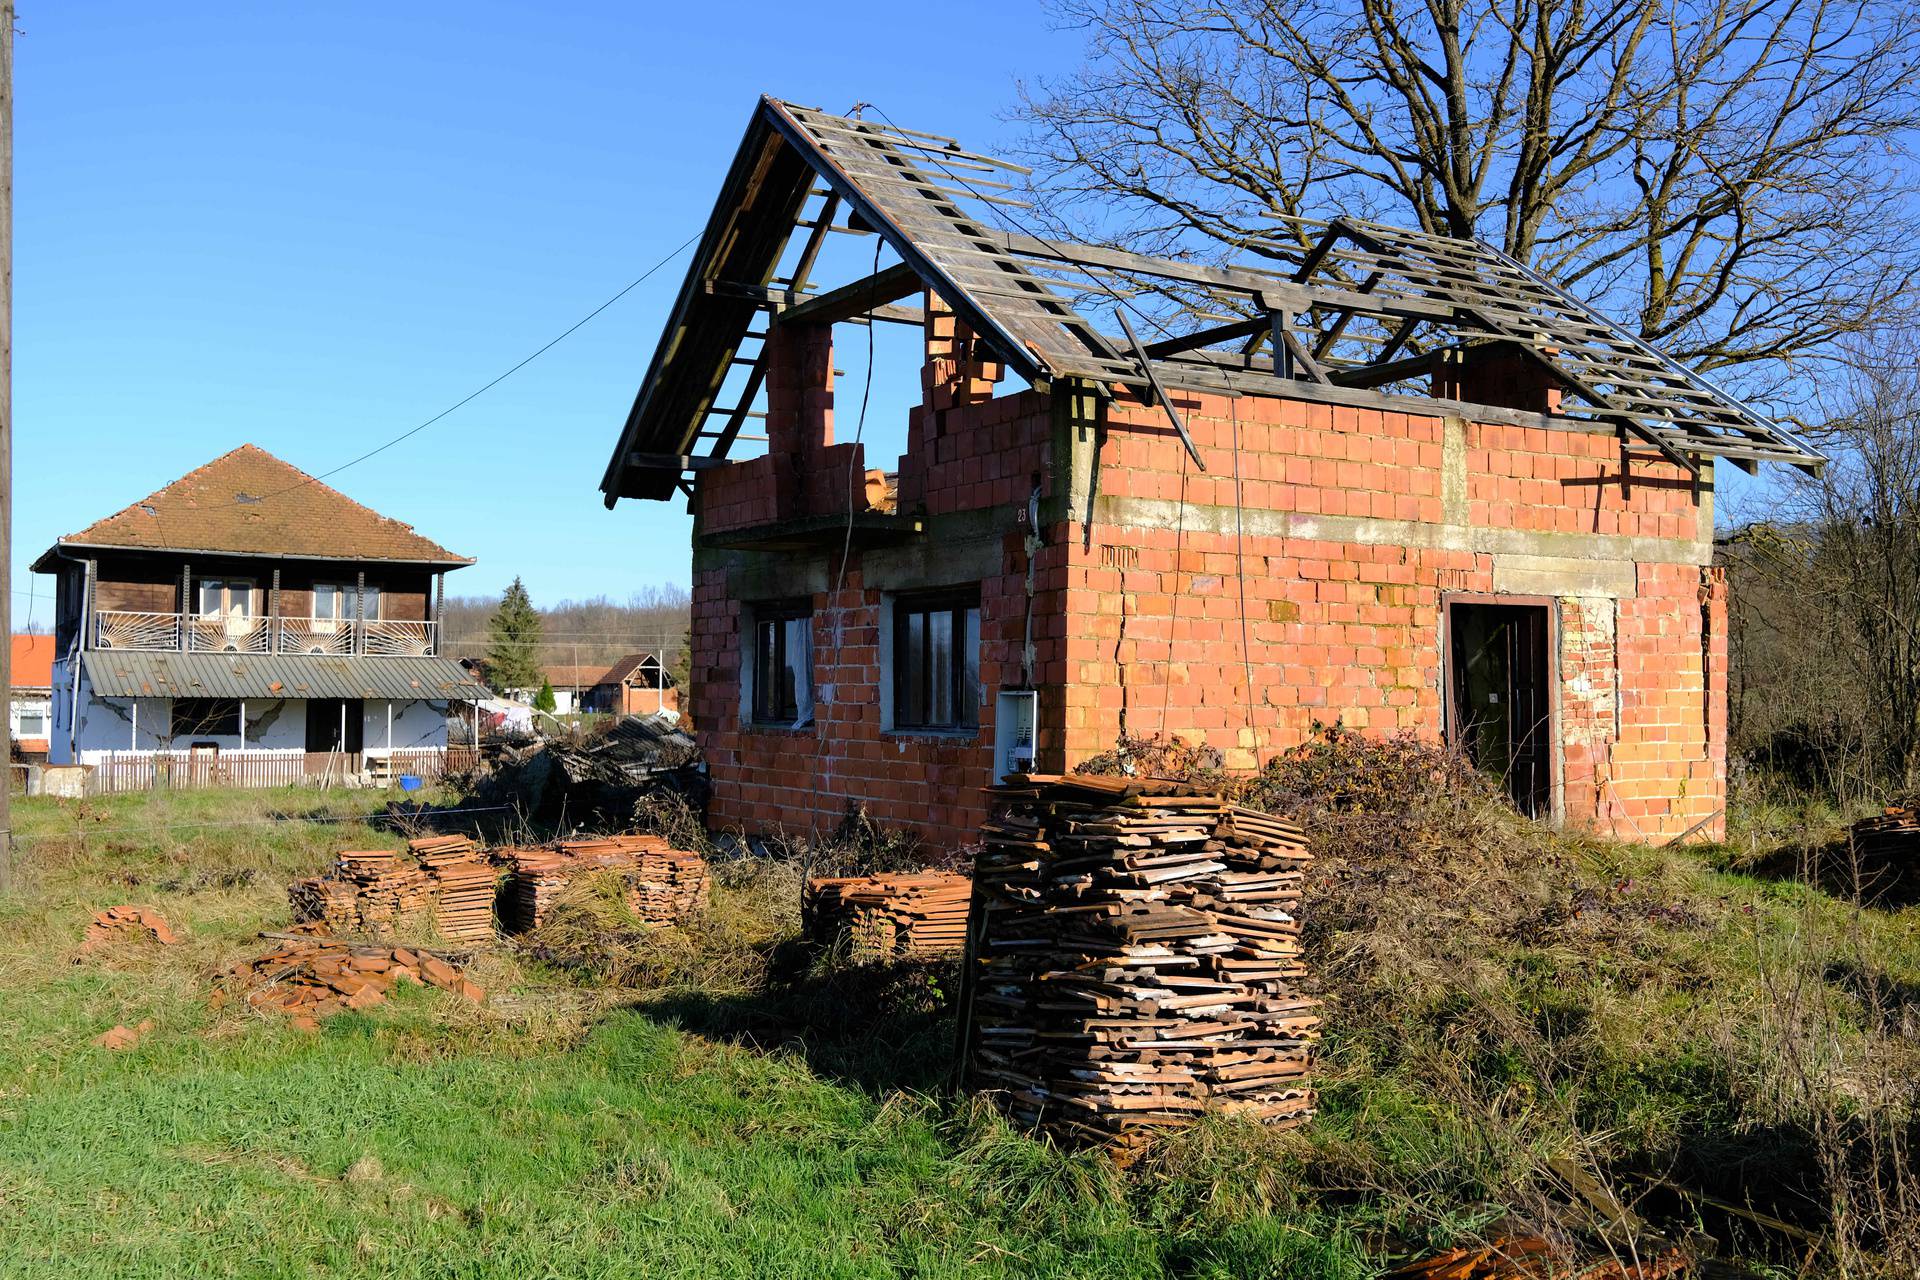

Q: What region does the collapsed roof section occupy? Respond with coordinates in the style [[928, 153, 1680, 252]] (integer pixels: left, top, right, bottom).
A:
[[601, 96, 1824, 506]]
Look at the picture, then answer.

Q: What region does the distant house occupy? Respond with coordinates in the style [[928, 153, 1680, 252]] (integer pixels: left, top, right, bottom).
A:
[[501, 664, 603, 714], [11, 634, 54, 760], [33, 445, 489, 785], [582, 653, 680, 718]]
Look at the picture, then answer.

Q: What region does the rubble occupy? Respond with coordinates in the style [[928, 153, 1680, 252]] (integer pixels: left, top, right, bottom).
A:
[[211, 935, 484, 1028], [961, 773, 1317, 1157], [803, 872, 971, 959], [93, 1018, 157, 1050], [77, 905, 181, 956]]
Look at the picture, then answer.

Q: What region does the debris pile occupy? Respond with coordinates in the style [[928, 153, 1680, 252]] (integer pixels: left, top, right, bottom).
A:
[[211, 936, 484, 1032], [502, 835, 710, 933], [962, 773, 1317, 1156], [803, 872, 972, 959], [1849, 806, 1920, 896], [77, 904, 181, 956], [475, 714, 705, 826], [409, 835, 499, 944]]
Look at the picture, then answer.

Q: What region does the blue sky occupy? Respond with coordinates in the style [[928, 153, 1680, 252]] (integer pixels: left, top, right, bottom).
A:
[[20, 3, 1780, 626], [17, 1, 1080, 617]]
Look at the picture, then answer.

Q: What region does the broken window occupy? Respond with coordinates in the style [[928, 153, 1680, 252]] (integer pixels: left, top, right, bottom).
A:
[[750, 601, 812, 727], [892, 589, 981, 732], [171, 698, 242, 740]]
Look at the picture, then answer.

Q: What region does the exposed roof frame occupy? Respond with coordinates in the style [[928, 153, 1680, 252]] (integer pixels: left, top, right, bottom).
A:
[[601, 97, 1825, 505]]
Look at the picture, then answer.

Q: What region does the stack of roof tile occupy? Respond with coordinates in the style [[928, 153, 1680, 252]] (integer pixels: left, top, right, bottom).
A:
[[409, 835, 498, 944], [286, 875, 360, 933], [963, 773, 1317, 1157], [502, 836, 710, 932], [332, 850, 434, 937], [211, 936, 483, 1033], [1850, 807, 1920, 895], [804, 872, 972, 960], [499, 850, 573, 932]]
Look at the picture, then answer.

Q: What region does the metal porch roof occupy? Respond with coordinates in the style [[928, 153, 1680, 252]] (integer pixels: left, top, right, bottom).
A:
[[81, 651, 489, 702]]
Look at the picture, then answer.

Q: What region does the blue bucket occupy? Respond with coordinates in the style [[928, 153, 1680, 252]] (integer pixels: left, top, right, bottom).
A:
[[398, 774, 424, 792]]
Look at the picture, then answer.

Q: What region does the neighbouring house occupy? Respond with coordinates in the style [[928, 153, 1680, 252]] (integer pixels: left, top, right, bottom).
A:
[[11, 634, 54, 761], [34, 444, 490, 787], [505, 665, 603, 715], [598, 98, 1824, 850], [582, 653, 680, 718]]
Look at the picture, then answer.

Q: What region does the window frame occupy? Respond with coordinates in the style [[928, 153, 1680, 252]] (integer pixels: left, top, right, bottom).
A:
[[890, 588, 981, 734], [171, 697, 243, 740], [195, 578, 256, 618], [748, 599, 814, 729], [314, 582, 381, 623]]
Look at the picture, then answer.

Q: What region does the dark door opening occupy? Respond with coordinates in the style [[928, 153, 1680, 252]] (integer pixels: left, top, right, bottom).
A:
[[1448, 602, 1552, 817], [304, 699, 365, 754]]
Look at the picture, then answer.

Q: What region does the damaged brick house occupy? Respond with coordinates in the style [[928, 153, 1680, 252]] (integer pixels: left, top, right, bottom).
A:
[[599, 98, 1823, 848]]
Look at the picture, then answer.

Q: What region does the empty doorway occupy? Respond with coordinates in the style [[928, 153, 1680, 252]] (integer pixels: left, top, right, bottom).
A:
[[305, 699, 365, 755], [1447, 601, 1552, 817]]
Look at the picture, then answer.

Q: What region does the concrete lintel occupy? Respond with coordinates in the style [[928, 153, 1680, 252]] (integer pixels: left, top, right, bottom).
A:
[[1088, 494, 1713, 567], [1492, 553, 1638, 598]]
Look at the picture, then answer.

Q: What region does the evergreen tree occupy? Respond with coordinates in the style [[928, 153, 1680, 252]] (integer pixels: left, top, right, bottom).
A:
[[486, 578, 544, 694], [533, 680, 557, 714]]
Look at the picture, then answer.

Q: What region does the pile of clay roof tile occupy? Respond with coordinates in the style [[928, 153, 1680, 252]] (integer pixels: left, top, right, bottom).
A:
[[77, 904, 181, 956], [962, 773, 1317, 1157], [408, 835, 499, 944], [211, 936, 483, 1033], [803, 872, 972, 960], [334, 849, 434, 936], [501, 835, 709, 933]]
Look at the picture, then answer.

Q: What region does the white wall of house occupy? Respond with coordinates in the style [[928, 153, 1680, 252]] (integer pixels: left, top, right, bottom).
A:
[[49, 678, 453, 765], [10, 692, 51, 742], [361, 698, 451, 754]]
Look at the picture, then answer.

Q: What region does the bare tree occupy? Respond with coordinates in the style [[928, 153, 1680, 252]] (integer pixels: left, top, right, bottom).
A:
[[1018, 0, 1920, 379], [1732, 334, 1920, 792]]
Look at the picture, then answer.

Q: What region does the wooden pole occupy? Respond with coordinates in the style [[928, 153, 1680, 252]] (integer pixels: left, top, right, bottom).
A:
[[1, 1, 15, 893]]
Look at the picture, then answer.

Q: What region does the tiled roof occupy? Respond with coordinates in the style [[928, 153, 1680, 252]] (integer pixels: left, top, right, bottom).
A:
[[39, 445, 471, 566], [11, 634, 54, 689]]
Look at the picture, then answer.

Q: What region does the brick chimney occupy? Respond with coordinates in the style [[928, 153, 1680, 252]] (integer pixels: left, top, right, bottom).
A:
[[1432, 341, 1565, 415]]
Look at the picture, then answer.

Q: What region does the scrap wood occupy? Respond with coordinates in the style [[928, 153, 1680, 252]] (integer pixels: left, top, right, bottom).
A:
[[963, 775, 1316, 1156], [77, 904, 181, 956]]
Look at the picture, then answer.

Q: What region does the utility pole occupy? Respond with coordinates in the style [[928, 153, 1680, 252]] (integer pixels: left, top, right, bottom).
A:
[[0, 1, 14, 894]]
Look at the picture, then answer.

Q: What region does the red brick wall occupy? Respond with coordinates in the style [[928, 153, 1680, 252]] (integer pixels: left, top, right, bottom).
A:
[[687, 363, 1724, 850]]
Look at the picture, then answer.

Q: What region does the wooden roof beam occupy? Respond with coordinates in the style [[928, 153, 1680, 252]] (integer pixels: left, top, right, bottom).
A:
[[775, 261, 925, 327]]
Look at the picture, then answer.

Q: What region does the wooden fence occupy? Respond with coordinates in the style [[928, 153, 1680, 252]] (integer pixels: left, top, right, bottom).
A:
[[78, 747, 481, 796]]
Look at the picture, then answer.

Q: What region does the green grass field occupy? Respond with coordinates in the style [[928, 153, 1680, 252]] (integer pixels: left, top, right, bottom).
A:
[[0, 787, 1362, 1280], [1, 775, 1917, 1277]]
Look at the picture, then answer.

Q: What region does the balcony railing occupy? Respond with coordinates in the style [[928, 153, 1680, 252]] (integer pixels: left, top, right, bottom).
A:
[[92, 611, 439, 657]]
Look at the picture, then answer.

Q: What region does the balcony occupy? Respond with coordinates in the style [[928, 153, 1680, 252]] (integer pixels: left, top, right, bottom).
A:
[[92, 611, 439, 658]]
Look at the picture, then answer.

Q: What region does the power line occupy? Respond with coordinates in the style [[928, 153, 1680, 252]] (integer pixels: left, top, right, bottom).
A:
[[235, 229, 705, 506]]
